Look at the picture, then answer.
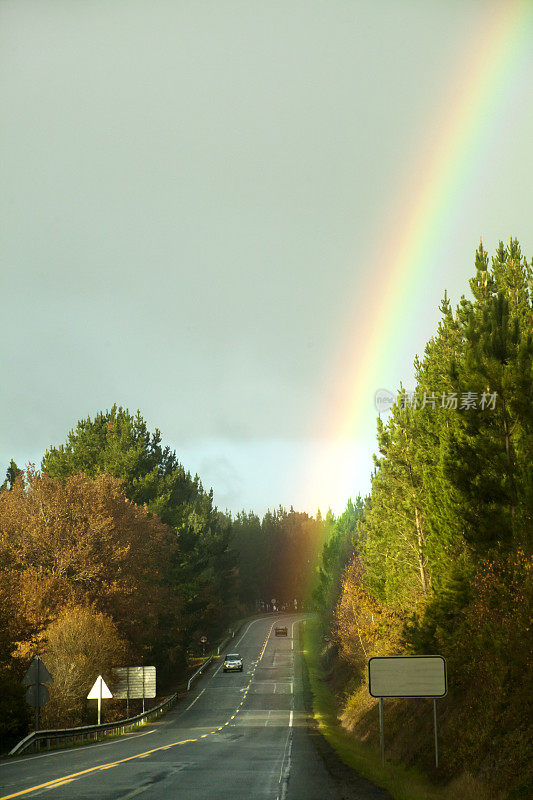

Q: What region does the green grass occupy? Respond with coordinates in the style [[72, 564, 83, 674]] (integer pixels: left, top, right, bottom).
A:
[[300, 619, 487, 800]]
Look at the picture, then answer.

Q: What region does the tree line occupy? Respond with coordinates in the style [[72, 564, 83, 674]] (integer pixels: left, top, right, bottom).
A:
[[0, 407, 322, 748], [313, 240, 532, 798]]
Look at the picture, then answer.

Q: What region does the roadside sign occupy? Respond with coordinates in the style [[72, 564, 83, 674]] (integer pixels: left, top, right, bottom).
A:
[[368, 656, 447, 698], [88, 676, 113, 699], [112, 666, 156, 700], [88, 676, 113, 725], [22, 656, 53, 730], [368, 655, 447, 769], [25, 684, 49, 708], [112, 666, 156, 714], [22, 657, 53, 686]]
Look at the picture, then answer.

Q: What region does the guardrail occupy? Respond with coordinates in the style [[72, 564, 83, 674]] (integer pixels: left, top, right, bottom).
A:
[[9, 693, 179, 756], [186, 655, 213, 691]]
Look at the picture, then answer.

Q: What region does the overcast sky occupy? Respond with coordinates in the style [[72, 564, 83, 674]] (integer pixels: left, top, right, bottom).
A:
[[1, 1, 532, 515]]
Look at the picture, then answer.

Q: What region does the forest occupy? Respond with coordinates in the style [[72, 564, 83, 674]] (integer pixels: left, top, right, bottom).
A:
[[0, 407, 326, 748], [313, 240, 532, 799]]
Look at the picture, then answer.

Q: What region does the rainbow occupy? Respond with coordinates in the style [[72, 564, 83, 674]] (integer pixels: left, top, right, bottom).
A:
[[300, 0, 533, 513]]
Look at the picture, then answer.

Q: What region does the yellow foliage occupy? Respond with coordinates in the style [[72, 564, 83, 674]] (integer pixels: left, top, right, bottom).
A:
[[0, 471, 178, 664], [40, 605, 128, 727], [335, 557, 403, 672]]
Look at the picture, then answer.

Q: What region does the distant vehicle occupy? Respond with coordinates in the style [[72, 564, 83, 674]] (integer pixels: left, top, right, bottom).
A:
[[275, 626, 288, 636], [223, 653, 243, 672]]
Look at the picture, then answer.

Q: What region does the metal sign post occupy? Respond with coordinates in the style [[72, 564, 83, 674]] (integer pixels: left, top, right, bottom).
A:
[[35, 658, 40, 732], [433, 699, 439, 768], [368, 655, 447, 769], [379, 697, 385, 766]]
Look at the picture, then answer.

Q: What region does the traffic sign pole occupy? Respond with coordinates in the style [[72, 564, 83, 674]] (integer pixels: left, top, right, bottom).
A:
[[379, 697, 384, 766], [35, 658, 40, 732], [433, 699, 439, 768], [22, 656, 53, 731]]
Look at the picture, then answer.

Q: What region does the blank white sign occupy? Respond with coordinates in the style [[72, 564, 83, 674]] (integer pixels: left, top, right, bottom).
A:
[[112, 666, 156, 699], [368, 656, 447, 698]]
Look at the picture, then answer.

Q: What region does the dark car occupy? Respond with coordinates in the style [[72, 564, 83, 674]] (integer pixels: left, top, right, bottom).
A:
[[275, 626, 288, 636]]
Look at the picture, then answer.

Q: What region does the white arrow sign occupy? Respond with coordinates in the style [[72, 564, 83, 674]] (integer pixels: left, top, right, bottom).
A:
[[87, 675, 112, 724]]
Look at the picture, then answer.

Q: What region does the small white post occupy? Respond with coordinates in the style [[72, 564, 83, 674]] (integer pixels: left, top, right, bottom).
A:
[[98, 678, 102, 725]]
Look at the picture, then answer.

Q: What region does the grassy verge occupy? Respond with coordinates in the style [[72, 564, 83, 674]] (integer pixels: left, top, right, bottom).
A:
[[301, 618, 466, 800]]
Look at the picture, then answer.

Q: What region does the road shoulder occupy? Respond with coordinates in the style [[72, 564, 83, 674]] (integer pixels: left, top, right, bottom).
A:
[[297, 624, 393, 800]]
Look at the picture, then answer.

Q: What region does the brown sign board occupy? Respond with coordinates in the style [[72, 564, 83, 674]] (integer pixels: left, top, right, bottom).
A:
[[368, 655, 447, 698], [112, 666, 156, 699]]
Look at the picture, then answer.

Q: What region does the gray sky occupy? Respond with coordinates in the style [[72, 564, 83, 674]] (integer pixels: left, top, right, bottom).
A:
[[2, 1, 532, 515]]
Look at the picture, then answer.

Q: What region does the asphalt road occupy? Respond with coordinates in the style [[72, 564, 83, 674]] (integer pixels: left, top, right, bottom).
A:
[[0, 615, 347, 800]]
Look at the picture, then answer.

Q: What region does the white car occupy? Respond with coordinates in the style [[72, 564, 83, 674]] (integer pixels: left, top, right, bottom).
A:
[[223, 653, 243, 672]]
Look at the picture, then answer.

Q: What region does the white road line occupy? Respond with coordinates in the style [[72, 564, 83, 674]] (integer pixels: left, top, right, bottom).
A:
[[235, 617, 271, 648], [212, 656, 227, 677], [276, 724, 293, 800], [289, 710, 293, 728], [184, 687, 205, 711], [116, 786, 149, 800]]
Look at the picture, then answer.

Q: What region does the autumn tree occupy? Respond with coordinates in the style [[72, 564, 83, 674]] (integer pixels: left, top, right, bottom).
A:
[[41, 606, 128, 727], [0, 471, 176, 668]]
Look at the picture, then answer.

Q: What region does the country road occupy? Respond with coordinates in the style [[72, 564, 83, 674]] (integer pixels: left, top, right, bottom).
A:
[[0, 616, 350, 800]]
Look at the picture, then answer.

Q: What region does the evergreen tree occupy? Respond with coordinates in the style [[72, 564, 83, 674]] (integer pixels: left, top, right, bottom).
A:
[[1, 460, 21, 491]]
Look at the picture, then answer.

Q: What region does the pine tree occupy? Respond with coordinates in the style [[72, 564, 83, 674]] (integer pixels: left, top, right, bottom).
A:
[[1, 460, 21, 491]]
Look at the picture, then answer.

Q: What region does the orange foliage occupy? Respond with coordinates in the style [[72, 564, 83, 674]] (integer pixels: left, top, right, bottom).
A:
[[0, 471, 177, 662]]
